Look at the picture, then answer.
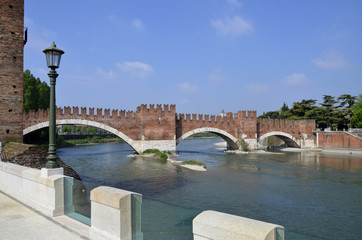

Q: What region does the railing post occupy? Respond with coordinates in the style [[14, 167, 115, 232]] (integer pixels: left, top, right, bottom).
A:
[[193, 210, 284, 240], [90, 186, 142, 240]]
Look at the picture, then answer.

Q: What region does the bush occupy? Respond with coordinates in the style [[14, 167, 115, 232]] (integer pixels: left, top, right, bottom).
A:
[[143, 149, 168, 162], [143, 149, 161, 154], [239, 138, 250, 152]]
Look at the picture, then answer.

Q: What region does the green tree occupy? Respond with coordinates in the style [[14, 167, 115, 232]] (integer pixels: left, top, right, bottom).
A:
[[289, 99, 317, 119], [319, 95, 339, 129], [81, 126, 87, 133], [38, 81, 50, 110], [258, 111, 279, 119], [351, 94, 362, 128], [337, 94, 357, 129], [305, 107, 329, 129], [23, 69, 50, 112], [279, 102, 291, 119]]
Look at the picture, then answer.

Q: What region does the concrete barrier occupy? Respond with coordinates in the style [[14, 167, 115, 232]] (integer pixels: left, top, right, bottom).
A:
[[193, 210, 284, 240], [0, 161, 64, 217], [0, 162, 285, 240], [90, 186, 142, 240]]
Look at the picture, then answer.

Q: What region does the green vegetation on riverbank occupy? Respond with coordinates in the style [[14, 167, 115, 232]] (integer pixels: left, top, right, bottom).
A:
[[181, 160, 206, 168], [143, 149, 169, 162], [62, 135, 122, 145], [258, 94, 361, 130]]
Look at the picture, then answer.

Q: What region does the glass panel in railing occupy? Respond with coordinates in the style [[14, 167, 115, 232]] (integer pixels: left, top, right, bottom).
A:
[[63, 177, 98, 226], [131, 195, 202, 240]]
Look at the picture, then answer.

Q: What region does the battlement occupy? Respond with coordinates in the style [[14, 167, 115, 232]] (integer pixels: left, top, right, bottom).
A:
[[24, 109, 48, 118], [177, 110, 257, 123], [25, 106, 137, 119], [257, 118, 315, 126], [136, 104, 176, 113]]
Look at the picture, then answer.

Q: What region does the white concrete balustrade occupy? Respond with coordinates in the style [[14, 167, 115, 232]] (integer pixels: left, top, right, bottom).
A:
[[0, 161, 64, 217], [193, 210, 283, 240], [0, 162, 284, 240]]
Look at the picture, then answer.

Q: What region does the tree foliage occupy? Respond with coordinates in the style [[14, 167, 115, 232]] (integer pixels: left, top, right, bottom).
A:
[[258, 94, 359, 130], [23, 70, 50, 112], [351, 94, 362, 128]]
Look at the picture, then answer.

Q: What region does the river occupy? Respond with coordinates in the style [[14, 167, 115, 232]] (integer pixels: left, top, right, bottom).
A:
[[58, 138, 362, 240]]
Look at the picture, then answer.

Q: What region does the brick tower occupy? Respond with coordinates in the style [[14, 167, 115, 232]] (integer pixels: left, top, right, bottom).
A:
[[0, 0, 25, 142]]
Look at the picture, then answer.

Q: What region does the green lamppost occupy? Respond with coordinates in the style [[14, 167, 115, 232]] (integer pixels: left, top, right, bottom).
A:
[[43, 42, 64, 169]]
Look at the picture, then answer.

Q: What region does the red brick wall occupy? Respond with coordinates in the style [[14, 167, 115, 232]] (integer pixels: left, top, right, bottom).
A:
[[176, 110, 257, 140], [0, 0, 24, 142], [317, 132, 362, 149], [24, 106, 317, 144], [23, 104, 176, 141], [257, 119, 316, 140]]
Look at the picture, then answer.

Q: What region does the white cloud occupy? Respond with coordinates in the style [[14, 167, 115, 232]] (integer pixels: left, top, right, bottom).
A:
[[132, 19, 145, 31], [312, 51, 348, 70], [108, 15, 124, 27], [96, 68, 117, 80], [116, 61, 154, 79], [178, 82, 199, 93], [211, 16, 253, 37], [208, 68, 227, 83], [283, 73, 313, 87], [246, 83, 268, 94], [227, 0, 241, 7]]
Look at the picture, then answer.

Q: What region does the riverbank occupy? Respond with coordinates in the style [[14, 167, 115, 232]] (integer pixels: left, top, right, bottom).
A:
[[58, 135, 122, 147], [276, 147, 362, 155]]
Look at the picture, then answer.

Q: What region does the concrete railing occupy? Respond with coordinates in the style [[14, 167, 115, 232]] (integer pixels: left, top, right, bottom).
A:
[[193, 210, 283, 240], [0, 161, 64, 217], [89, 186, 142, 240], [0, 162, 284, 240]]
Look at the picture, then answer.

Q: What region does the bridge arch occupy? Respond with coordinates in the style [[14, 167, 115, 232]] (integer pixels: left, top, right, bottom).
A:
[[23, 119, 138, 152], [258, 131, 300, 148], [176, 127, 239, 150]]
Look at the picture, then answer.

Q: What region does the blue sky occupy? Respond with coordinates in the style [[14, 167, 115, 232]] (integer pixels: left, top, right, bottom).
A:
[[24, 0, 362, 115]]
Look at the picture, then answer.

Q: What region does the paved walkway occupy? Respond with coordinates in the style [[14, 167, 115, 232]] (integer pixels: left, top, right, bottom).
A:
[[0, 191, 88, 240]]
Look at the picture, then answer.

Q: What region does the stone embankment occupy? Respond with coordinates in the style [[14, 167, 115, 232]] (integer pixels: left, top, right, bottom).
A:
[[1, 142, 81, 180]]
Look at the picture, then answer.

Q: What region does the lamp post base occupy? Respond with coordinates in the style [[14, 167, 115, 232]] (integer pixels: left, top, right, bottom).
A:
[[45, 154, 59, 169]]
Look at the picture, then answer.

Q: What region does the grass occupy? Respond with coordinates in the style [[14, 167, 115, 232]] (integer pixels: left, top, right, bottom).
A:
[[181, 160, 206, 168], [63, 136, 121, 145], [143, 149, 168, 162]]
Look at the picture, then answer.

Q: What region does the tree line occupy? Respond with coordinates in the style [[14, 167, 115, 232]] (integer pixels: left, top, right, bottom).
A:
[[258, 94, 362, 130], [23, 69, 50, 112]]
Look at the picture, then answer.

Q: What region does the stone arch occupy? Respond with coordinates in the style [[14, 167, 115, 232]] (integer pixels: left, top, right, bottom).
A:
[[176, 127, 239, 150], [258, 131, 300, 148], [23, 119, 138, 152]]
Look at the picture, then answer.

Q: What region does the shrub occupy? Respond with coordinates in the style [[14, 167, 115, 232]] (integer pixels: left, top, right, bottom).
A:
[[239, 138, 250, 152], [143, 149, 168, 162], [143, 149, 161, 154]]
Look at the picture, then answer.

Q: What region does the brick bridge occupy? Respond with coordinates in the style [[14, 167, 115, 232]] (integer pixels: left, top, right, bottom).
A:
[[22, 104, 316, 153]]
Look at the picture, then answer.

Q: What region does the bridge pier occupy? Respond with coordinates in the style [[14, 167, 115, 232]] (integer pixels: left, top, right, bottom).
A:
[[132, 140, 176, 154]]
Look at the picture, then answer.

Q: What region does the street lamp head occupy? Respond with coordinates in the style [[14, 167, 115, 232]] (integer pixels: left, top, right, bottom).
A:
[[43, 42, 64, 69]]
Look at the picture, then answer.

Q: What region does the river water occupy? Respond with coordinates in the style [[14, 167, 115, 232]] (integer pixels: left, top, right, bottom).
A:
[[58, 138, 362, 240]]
